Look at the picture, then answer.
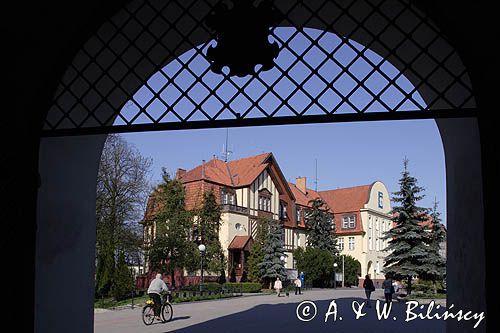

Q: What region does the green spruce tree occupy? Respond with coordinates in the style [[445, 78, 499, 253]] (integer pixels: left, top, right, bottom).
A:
[[258, 218, 286, 288], [305, 198, 338, 254], [420, 199, 446, 282], [147, 169, 198, 288], [196, 190, 226, 279], [383, 159, 430, 294], [247, 219, 269, 283]]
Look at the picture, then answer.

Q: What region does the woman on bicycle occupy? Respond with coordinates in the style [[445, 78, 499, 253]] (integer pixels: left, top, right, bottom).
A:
[[147, 273, 169, 321]]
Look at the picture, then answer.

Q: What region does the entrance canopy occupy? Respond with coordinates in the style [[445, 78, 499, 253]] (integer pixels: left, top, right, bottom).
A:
[[228, 235, 253, 251]]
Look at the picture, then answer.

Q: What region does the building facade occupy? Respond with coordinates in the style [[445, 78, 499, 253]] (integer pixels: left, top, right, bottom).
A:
[[143, 153, 392, 285]]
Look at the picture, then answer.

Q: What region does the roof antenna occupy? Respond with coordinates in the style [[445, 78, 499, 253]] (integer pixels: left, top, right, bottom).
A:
[[314, 158, 318, 191], [222, 128, 233, 162]]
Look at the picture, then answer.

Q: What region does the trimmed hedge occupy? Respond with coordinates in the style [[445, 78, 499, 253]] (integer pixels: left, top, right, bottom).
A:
[[225, 282, 261, 293], [180, 282, 261, 293]]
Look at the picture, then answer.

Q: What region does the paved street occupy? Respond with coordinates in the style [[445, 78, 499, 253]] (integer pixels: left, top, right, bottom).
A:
[[95, 289, 447, 333]]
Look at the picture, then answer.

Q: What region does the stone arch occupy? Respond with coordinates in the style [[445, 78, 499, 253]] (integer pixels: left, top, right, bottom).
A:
[[36, 1, 484, 332]]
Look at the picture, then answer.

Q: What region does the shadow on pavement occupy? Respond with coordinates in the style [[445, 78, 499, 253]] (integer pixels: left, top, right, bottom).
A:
[[150, 316, 191, 326], [165, 297, 448, 333]]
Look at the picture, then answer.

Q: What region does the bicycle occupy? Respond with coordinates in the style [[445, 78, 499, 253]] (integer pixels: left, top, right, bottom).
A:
[[142, 291, 173, 325]]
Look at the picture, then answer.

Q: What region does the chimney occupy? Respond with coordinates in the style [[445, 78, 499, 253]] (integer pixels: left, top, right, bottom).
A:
[[175, 168, 186, 179], [296, 177, 307, 194]]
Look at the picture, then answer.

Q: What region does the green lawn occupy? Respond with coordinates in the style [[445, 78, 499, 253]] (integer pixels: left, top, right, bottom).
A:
[[94, 294, 150, 309], [405, 293, 447, 300]]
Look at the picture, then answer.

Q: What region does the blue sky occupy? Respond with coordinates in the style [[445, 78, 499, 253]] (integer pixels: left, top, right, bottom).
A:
[[118, 26, 446, 222], [122, 120, 446, 223]]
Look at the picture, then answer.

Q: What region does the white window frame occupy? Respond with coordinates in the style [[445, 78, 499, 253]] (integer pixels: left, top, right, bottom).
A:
[[342, 215, 356, 229], [338, 237, 344, 251], [348, 237, 355, 250]]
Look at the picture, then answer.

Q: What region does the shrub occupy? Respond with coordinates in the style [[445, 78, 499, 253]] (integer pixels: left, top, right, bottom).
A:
[[225, 282, 261, 293], [412, 282, 435, 294]]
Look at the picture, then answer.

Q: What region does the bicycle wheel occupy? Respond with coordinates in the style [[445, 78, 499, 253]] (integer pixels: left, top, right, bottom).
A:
[[142, 305, 155, 325], [161, 303, 173, 322]]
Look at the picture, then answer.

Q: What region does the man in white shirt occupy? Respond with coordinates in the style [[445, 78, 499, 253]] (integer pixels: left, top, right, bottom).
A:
[[294, 278, 302, 295], [147, 273, 168, 320]]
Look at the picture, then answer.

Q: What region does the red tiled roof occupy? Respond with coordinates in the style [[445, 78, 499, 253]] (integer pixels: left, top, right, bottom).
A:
[[228, 153, 270, 186], [228, 235, 253, 250], [319, 185, 372, 213], [288, 182, 321, 207], [179, 153, 270, 187]]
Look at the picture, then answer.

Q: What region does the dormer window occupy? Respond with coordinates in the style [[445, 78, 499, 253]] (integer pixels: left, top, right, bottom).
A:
[[342, 215, 356, 229], [259, 196, 271, 211], [258, 189, 272, 212], [221, 189, 236, 205]]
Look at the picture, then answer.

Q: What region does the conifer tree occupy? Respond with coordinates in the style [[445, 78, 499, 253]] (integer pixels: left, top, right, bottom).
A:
[[258, 218, 286, 288], [383, 159, 430, 294], [95, 245, 115, 298], [196, 190, 226, 278], [420, 199, 446, 282], [111, 251, 134, 300], [147, 169, 197, 288], [247, 219, 269, 283], [305, 198, 338, 255]]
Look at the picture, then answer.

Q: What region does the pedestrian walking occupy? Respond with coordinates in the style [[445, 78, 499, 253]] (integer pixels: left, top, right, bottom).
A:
[[294, 278, 302, 295], [274, 277, 283, 297], [362, 274, 375, 307], [382, 274, 394, 304]]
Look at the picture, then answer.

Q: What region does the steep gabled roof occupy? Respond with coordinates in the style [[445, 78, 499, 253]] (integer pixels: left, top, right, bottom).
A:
[[227, 153, 270, 187], [179, 153, 270, 187], [178, 158, 232, 186]]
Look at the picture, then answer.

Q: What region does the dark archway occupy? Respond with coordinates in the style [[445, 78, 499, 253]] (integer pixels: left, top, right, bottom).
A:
[[27, 1, 487, 333]]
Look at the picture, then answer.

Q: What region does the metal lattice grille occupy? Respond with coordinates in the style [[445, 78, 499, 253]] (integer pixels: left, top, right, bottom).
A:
[[44, 0, 476, 136]]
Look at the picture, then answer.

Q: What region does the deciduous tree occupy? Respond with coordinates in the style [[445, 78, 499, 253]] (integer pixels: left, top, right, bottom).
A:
[[95, 134, 151, 298]]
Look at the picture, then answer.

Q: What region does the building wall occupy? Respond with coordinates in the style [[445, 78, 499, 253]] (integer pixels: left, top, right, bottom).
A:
[[360, 181, 392, 284], [337, 234, 365, 268], [219, 212, 250, 259], [248, 169, 280, 219]]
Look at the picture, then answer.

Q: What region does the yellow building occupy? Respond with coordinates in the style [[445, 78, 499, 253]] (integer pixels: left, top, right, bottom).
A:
[[289, 178, 392, 286]]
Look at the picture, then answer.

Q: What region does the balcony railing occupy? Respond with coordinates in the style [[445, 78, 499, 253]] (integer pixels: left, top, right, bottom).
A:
[[222, 204, 249, 215]]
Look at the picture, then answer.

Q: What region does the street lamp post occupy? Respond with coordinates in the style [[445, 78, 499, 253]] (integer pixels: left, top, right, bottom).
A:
[[198, 244, 206, 293], [341, 255, 345, 288], [280, 255, 286, 279], [333, 262, 338, 289]]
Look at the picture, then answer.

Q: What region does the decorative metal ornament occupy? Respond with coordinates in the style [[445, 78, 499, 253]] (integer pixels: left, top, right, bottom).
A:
[[205, 0, 282, 77]]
